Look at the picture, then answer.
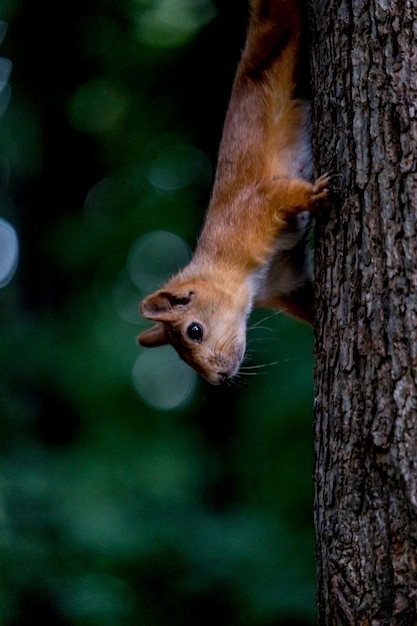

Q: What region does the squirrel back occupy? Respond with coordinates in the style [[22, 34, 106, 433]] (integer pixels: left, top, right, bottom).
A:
[[138, 0, 330, 385]]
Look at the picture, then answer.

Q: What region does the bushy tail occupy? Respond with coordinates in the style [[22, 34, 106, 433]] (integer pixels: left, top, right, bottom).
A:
[[240, 0, 302, 101], [211, 0, 310, 198]]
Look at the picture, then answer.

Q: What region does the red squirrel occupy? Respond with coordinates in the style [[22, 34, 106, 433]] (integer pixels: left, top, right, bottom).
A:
[[138, 0, 330, 385]]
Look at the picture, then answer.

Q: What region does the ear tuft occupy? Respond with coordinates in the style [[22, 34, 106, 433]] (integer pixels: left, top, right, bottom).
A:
[[140, 292, 172, 319], [170, 292, 193, 306], [137, 323, 168, 347], [140, 287, 195, 321]]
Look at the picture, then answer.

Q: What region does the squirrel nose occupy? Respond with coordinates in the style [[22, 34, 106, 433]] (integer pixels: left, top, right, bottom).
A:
[[217, 371, 228, 384]]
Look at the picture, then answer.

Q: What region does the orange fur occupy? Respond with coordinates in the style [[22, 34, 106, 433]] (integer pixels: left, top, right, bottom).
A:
[[138, 0, 330, 384]]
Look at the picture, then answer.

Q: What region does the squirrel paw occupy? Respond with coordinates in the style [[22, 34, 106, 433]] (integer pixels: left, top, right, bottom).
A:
[[311, 172, 341, 210], [312, 173, 331, 201]]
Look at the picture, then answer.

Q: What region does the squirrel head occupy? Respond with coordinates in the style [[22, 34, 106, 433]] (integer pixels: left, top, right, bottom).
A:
[[138, 277, 250, 385]]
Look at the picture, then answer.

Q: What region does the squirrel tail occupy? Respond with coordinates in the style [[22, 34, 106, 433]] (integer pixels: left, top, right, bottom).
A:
[[211, 0, 311, 194], [240, 0, 303, 103]]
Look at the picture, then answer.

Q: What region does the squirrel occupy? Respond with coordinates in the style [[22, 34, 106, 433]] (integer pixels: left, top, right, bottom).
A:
[[138, 0, 330, 385]]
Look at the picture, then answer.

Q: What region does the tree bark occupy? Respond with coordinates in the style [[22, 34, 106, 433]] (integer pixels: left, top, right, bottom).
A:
[[310, 0, 417, 623]]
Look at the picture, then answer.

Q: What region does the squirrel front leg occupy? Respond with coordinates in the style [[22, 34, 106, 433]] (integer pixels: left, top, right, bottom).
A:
[[246, 173, 330, 263], [197, 173, 331, 268], [262, 173, 331, 224], [251, 174, 331, 325], [259, 280, 315, 325]]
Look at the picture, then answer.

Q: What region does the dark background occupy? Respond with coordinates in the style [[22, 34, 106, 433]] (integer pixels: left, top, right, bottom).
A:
[[0, 0, 316, 624]]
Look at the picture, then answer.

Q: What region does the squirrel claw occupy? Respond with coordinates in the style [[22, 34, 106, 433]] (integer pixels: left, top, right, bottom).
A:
[[312, 173, 331, 201], [312, 172, 340, 206]]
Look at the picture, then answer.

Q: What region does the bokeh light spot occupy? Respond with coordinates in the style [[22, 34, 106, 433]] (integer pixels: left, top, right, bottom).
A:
[[0, 55, 11, 118], [0, 56, 11, 91], [134, 0, 216, 48], [112, 276, 143, 325], [128, 230, 190, 293], [146, 142, 211, 199], [68, 78, 128, 133], [0, 217, 19, 287], [132, 346, 197, 410], [0, 21, 8, 45]]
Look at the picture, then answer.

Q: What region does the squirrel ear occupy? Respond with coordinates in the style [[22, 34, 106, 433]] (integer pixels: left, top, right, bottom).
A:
[[140, 288, 194, 321], [137, 322, 168, 347]]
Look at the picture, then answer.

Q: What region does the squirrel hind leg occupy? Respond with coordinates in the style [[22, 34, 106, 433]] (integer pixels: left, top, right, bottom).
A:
[[264, 280, 315, 326]]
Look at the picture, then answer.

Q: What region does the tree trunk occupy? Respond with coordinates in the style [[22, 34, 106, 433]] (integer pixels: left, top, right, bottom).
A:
[[310, 0, 417, 623]]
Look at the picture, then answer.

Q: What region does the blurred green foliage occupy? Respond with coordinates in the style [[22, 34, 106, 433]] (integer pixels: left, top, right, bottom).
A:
[[0, 0, 316, 624]]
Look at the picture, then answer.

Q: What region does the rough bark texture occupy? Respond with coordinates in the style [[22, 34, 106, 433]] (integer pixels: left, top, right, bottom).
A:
[[310, 0, 417, 624]]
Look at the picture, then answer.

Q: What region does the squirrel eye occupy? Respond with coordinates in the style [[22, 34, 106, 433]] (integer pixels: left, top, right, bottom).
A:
[[186, 322, 203, 342]]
